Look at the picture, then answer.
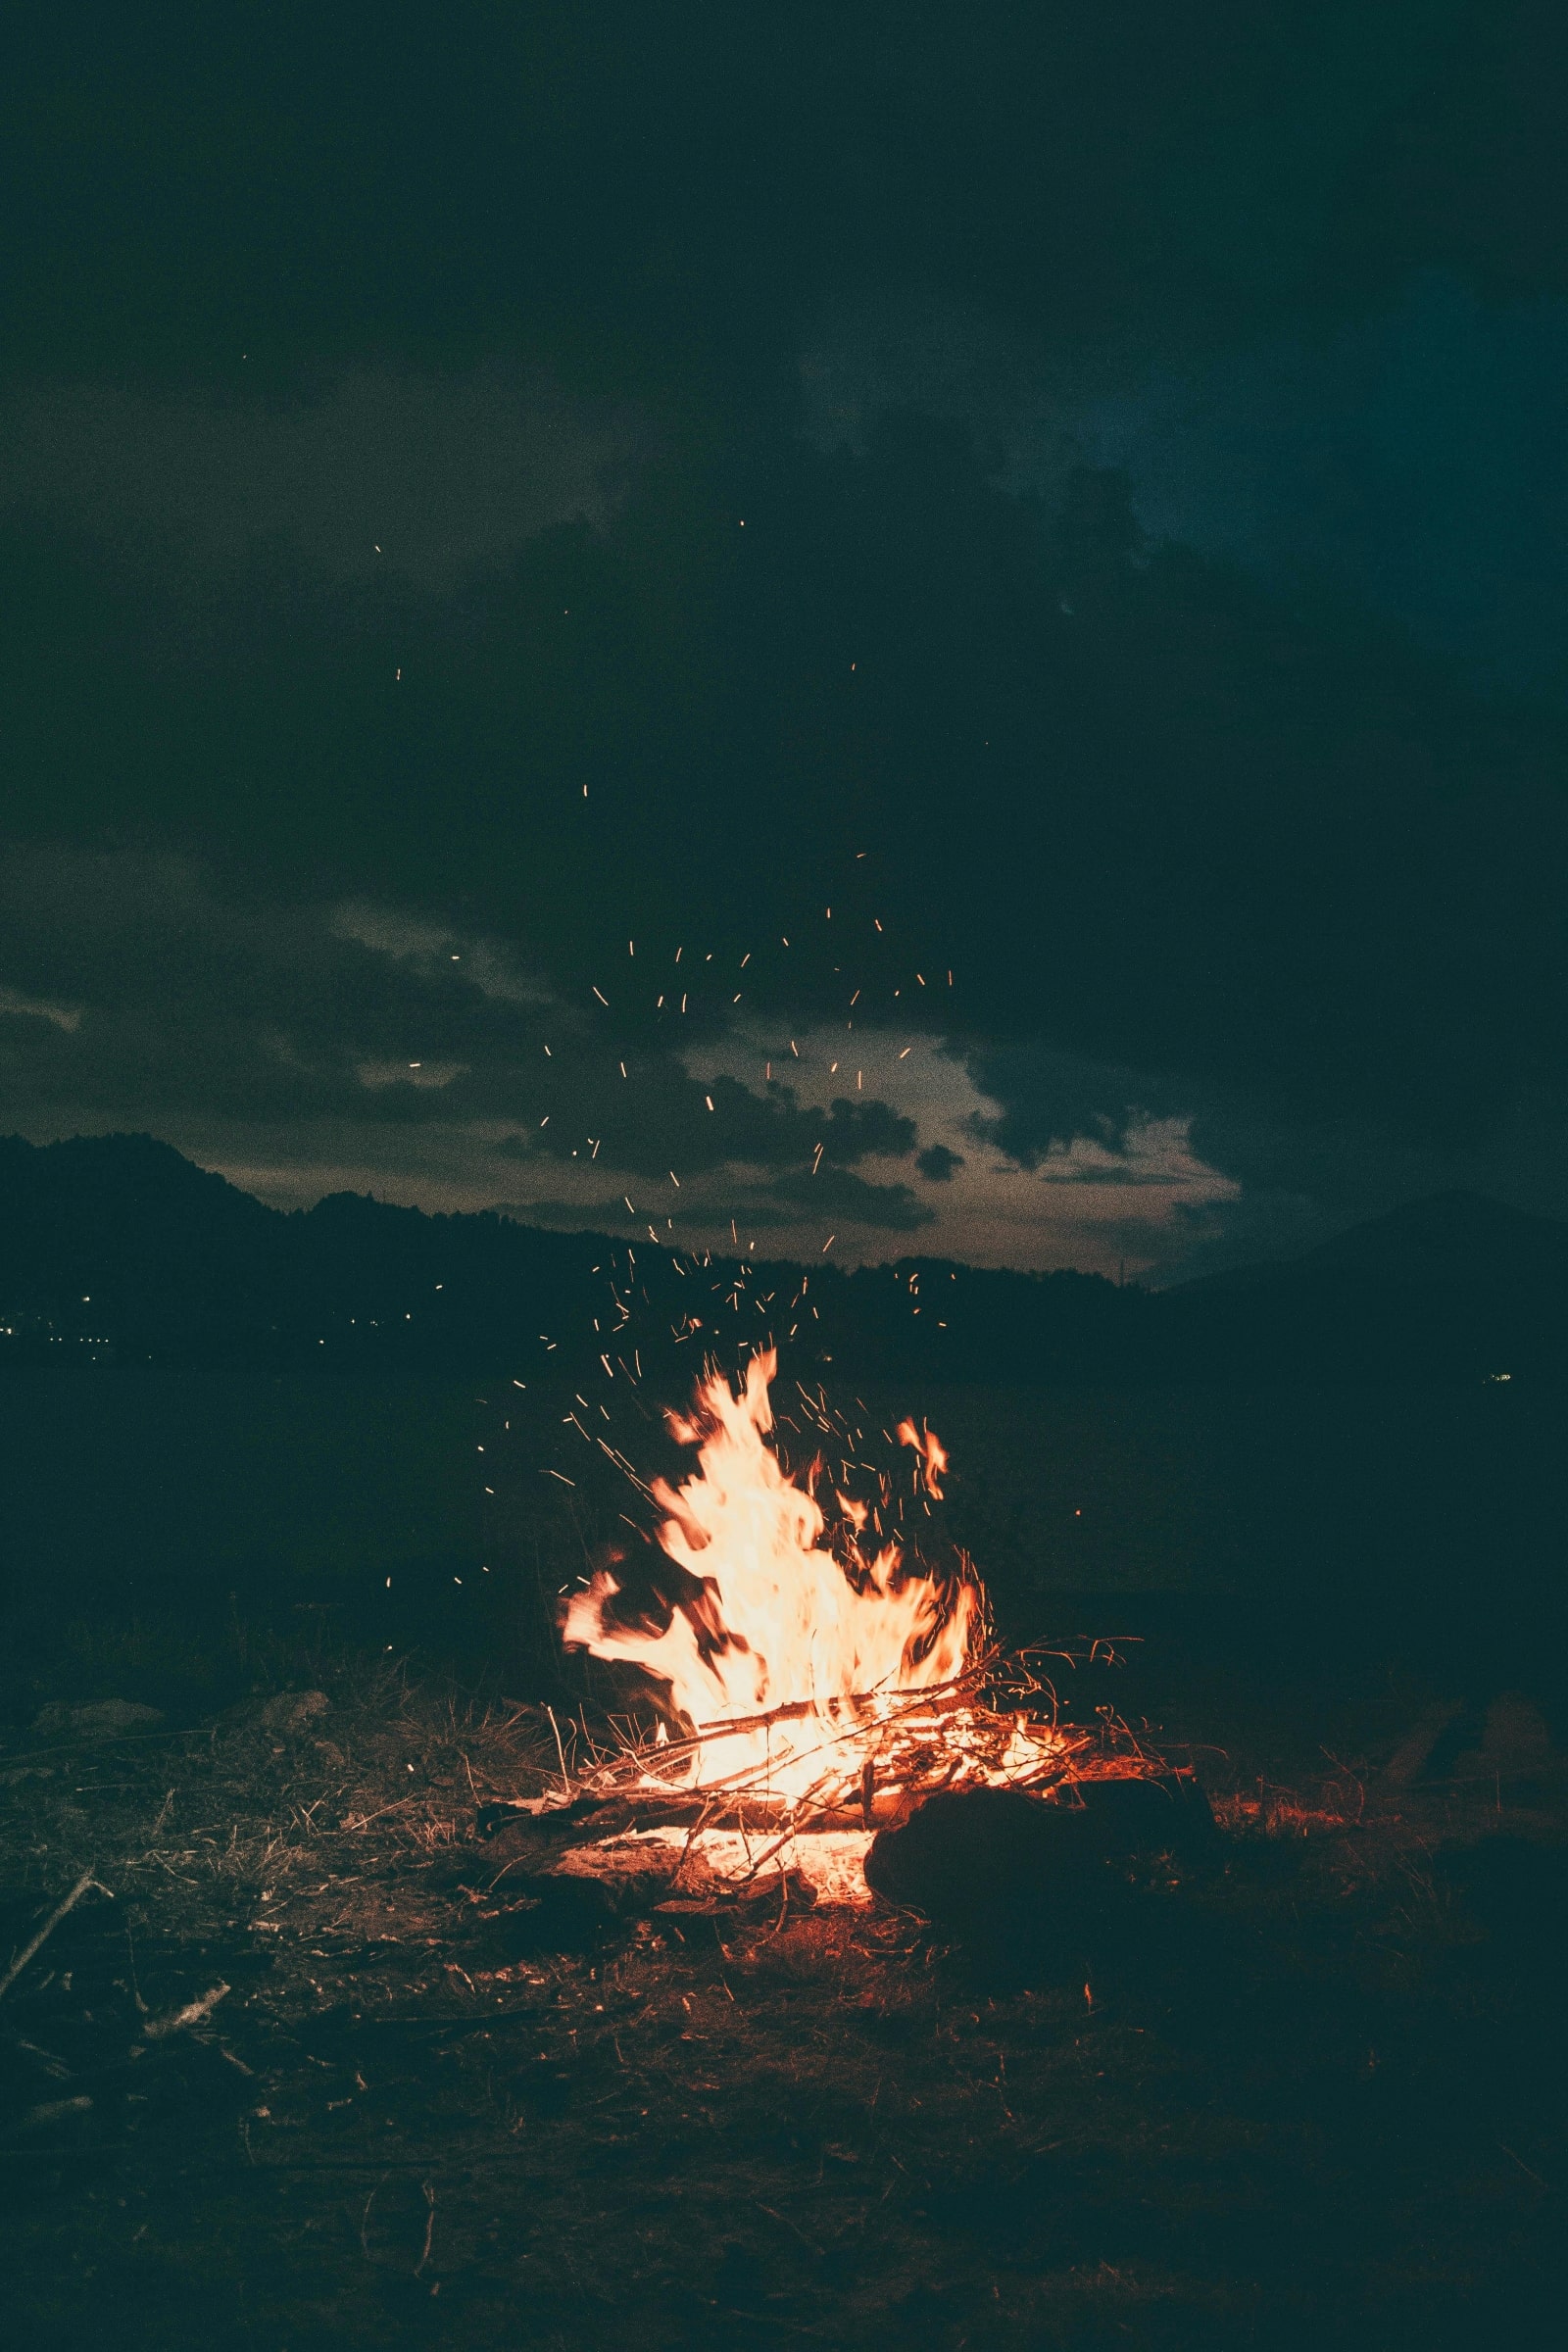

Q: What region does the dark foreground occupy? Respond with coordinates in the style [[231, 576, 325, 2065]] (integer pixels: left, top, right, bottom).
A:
[[1, 1632, 1563, 2351]]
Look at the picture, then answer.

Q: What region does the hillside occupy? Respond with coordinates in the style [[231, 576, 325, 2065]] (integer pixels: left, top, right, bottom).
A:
[[2, 1135, 1565, 1386]]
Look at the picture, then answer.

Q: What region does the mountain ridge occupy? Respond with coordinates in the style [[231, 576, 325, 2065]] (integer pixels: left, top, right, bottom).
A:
[[2, 1134, 1563, 1386], [1173, 1189, 1568, 1297]]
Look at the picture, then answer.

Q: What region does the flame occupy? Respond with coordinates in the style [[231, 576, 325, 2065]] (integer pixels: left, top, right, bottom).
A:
[[561, 1350, 982, 1797]]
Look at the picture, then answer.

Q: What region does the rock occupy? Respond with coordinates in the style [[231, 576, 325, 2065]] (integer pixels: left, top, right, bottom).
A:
[[863, 1774, 1220, 1937], [1388, 1691, 1562, 1788], [1482, 1692, 1557, 1770], [493, 1872, 632, 1952], [254, 1690, 331, 1736], [1383, 1701, 1467, 1788], [1452, 1691, 1562, 1786], [31, 1698, 165, 1740], [1055, 1773, 1223, 1862]]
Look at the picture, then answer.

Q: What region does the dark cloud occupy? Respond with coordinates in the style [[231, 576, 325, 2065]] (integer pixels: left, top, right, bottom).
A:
[[10, 7, 1554, 381], [736, 1166, 933, 1232], [916, 1144, 963, 1183], [0, 372, 637, 605], [8, 11, 1568, 1267], [0, 842, 932, 1244], [510, 1164, 933, 1238], [961, 1046, 1182, 1166]]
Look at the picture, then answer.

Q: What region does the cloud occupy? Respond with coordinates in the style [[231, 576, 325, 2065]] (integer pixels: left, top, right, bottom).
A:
[[508, 1162, 933, 1239], [915, 1144, 963, 1182], [0, 840, 940, 1249], [0, 370, 639, 597]]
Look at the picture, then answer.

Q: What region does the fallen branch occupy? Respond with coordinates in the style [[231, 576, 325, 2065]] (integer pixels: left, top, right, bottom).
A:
[[0, 1867, 106, 2003], [143, 1982, 230, 2038]]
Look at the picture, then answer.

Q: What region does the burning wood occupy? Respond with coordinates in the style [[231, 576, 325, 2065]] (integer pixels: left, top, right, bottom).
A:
[[540, 1353, 1161, 1904]]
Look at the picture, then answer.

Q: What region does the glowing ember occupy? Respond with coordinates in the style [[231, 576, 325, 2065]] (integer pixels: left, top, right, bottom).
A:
[[561, 1351, 1068, 1808]]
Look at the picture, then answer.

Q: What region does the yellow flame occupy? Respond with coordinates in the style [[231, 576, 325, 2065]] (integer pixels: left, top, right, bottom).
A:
[[562, 1350, 978, 1795]]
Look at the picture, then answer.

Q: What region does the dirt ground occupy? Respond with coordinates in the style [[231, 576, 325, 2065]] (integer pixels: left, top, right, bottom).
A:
[[1, 1635, 1564, 2351]]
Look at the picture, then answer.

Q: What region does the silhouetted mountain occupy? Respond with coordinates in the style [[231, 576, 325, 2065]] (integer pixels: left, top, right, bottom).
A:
[[1, 1135, 1564, 1387], [1177, 1190, 1568, 1297]]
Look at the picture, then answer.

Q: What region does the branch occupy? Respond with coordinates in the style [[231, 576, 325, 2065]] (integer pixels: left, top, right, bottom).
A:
[[0, 1868, 106, 2003]]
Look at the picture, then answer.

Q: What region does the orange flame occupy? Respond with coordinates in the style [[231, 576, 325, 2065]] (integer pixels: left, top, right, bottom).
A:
[[561, 1350, 980, 1796]]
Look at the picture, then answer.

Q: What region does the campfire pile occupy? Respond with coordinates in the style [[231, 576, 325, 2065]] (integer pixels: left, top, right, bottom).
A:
[[490, 1355, 1175, 1911]]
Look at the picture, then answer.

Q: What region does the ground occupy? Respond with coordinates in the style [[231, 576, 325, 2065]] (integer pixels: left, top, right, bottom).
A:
[[1, 1627, 1563, 2351]]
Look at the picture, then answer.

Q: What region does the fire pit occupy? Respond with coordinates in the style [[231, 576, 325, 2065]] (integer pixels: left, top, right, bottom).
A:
[[511, 1352, 1162, 1906]]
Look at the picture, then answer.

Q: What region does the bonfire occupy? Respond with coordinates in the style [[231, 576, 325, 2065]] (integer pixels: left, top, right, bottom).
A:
[[537, 1352, 1148, 1902]]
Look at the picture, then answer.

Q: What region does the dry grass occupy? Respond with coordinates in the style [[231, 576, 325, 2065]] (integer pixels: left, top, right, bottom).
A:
[[1, 1627, 1564, 2350]]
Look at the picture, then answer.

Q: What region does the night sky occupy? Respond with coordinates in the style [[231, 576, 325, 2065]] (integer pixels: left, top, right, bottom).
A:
[[5, 6, 1568, 1278]]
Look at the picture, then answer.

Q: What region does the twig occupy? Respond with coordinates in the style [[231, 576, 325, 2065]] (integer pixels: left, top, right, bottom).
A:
[[343, 1795, 418, 1831], [544, 1706, 571, 1796], [415, 2180, 437, 2277], [18, 2093, 92, 2130], [143, 1982, 230, 2039], [0, 1868, 105, 2003]]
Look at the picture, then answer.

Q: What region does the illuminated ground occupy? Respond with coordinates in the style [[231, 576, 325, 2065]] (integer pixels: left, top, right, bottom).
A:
[[1, 1635, 1563, 2349]]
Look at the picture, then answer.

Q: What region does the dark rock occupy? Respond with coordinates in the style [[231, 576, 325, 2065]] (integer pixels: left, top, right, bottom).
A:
[[492, 1869, 654, 1952], [1383, 1700, 1467, 1788], [1386, 1691, 1563, 1788], [1054, 1772, 1223, 1862], [255, 1690, 330, 1736], [863, 1775, 1220, 1943]]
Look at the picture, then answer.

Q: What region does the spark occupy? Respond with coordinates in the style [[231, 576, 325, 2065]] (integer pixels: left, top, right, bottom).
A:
[[593, 986, 610, 1005]]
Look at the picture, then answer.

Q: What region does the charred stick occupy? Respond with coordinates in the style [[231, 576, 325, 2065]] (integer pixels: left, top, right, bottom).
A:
[[0, 1867, 105, 2003]]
